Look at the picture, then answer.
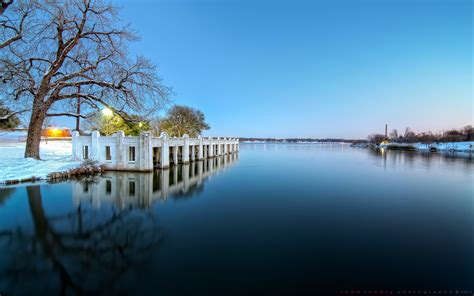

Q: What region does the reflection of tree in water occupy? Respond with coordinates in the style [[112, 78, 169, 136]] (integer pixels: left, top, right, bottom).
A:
[[0, 187, 15, 206], [0, 185, 164, 295]]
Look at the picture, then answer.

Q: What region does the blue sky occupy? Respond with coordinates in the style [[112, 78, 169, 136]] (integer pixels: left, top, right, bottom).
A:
[[61, 0, 472, 139]]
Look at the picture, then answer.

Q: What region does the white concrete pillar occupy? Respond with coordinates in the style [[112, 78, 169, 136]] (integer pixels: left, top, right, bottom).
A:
[[172, 165, 178, 185], [161, 169, 169, 199], [183, 134, 190, 163], [116, 131, 125, 169], [190, 162, 195, 178], [173, 145, 178, 165], [209, 138, 214, 157], [91, 130, 100, 161], [72, 130, 79, 160], [183, 163, 189, 193], [198, 136, 203, 160], [208, 158, 213, 172], [142, 173, 153, 207], [223, 138, 228, 154], [191, 145, 196, 161], [197, 160, 203, 184], [160, 132, 170, 169], [139, 132, 152, 171], [217, 137, 222, 155]]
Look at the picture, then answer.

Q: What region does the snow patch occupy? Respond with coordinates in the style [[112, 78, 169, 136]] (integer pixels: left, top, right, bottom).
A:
[[0, 140, 81, 184], [380, 141, 474, 152], [0, 130, 28, 142]]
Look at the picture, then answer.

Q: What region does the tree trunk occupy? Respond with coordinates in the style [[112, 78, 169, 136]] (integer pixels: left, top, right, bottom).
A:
[[25, 104, 46, 159], [27, 185, 48, 237]]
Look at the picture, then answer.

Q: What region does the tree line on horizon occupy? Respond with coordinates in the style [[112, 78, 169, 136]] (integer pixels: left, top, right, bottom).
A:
[[238, 137, 359, 143], [367, 125, 474, 145]]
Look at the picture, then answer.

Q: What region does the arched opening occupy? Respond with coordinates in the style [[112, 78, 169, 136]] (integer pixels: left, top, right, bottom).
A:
[[153, 147, 162, 168], [178, 146, 183, 163]]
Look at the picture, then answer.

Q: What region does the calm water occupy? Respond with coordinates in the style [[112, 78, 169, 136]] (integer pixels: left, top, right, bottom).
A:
[[0, 144, 473, 295]]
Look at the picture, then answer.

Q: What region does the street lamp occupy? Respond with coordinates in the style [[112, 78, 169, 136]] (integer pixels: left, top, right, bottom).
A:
[[101, 107, 114, 135], [102, 107, 113, 117]]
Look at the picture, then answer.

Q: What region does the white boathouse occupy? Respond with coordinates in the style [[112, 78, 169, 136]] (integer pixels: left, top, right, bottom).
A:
[[72, 130, 239, 171]]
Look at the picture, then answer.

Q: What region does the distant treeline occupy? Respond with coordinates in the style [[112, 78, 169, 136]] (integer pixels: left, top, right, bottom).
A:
[[238, 138, 360, 143], [368, 125, 474, 144]]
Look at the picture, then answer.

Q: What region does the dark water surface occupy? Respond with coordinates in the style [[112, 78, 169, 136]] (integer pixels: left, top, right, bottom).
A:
[[0, 144, 473, 295]]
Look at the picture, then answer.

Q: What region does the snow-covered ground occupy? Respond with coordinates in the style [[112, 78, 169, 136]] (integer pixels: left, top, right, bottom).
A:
[[0, 130, 29, 142], [415, 141, 474, 152], [380, 141, 474, 152], [0, 132, 81, 183]]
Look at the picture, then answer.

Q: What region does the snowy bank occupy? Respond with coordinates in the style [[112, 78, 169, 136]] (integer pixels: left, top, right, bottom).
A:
[[380, 141, 474, 152], [0, 130, 28, 142], [0, 140, 81, 184]]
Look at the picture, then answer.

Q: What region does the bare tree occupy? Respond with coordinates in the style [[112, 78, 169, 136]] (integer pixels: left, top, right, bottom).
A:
[[403, 127, 417, 143], [0, 0, 13, 15], [368, 133, 385, 145], [0, 0, 170, 159], [462, 125, 473, 141], [0, 0, 31, 49], [389, 129, 398, 142]]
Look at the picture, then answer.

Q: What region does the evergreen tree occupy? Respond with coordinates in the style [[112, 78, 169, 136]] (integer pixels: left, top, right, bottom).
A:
[[0, 102, 20, 129]]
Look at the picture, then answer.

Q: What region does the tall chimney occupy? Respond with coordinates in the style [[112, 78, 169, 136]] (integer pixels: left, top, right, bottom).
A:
[[385, 124, 388, 139]]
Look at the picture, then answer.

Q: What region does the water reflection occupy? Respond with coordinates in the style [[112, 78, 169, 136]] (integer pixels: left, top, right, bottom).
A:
[[74, 153, 238, 209], [369, 147, 473, 172], [0, 145, 471, 295], [0, 186, 164, 295], [0, 154, 238, 295]]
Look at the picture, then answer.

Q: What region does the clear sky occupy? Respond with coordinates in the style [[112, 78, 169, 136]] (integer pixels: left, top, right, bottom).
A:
[[60, 0, 473, 139]]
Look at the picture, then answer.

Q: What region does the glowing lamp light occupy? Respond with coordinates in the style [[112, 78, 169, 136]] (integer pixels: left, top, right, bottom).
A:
[[46, 127, 63, 137], [102, 107, 113, 117]]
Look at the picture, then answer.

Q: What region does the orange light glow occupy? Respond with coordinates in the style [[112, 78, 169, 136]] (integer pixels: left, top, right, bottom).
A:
[[44, 127, 71, 138]]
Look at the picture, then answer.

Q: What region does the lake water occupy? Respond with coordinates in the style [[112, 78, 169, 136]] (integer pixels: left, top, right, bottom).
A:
[[0, 144, 473, 295]]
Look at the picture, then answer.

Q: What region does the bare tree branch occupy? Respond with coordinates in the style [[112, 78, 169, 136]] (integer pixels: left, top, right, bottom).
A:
[[0, 108, 29, 120], [45, 112, 91, 119], [0, 0, 29, 48]]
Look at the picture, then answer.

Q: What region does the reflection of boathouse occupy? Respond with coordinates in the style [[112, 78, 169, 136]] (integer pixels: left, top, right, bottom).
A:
[[72, 131, 239, 171], [73, 154, 238, 209]]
